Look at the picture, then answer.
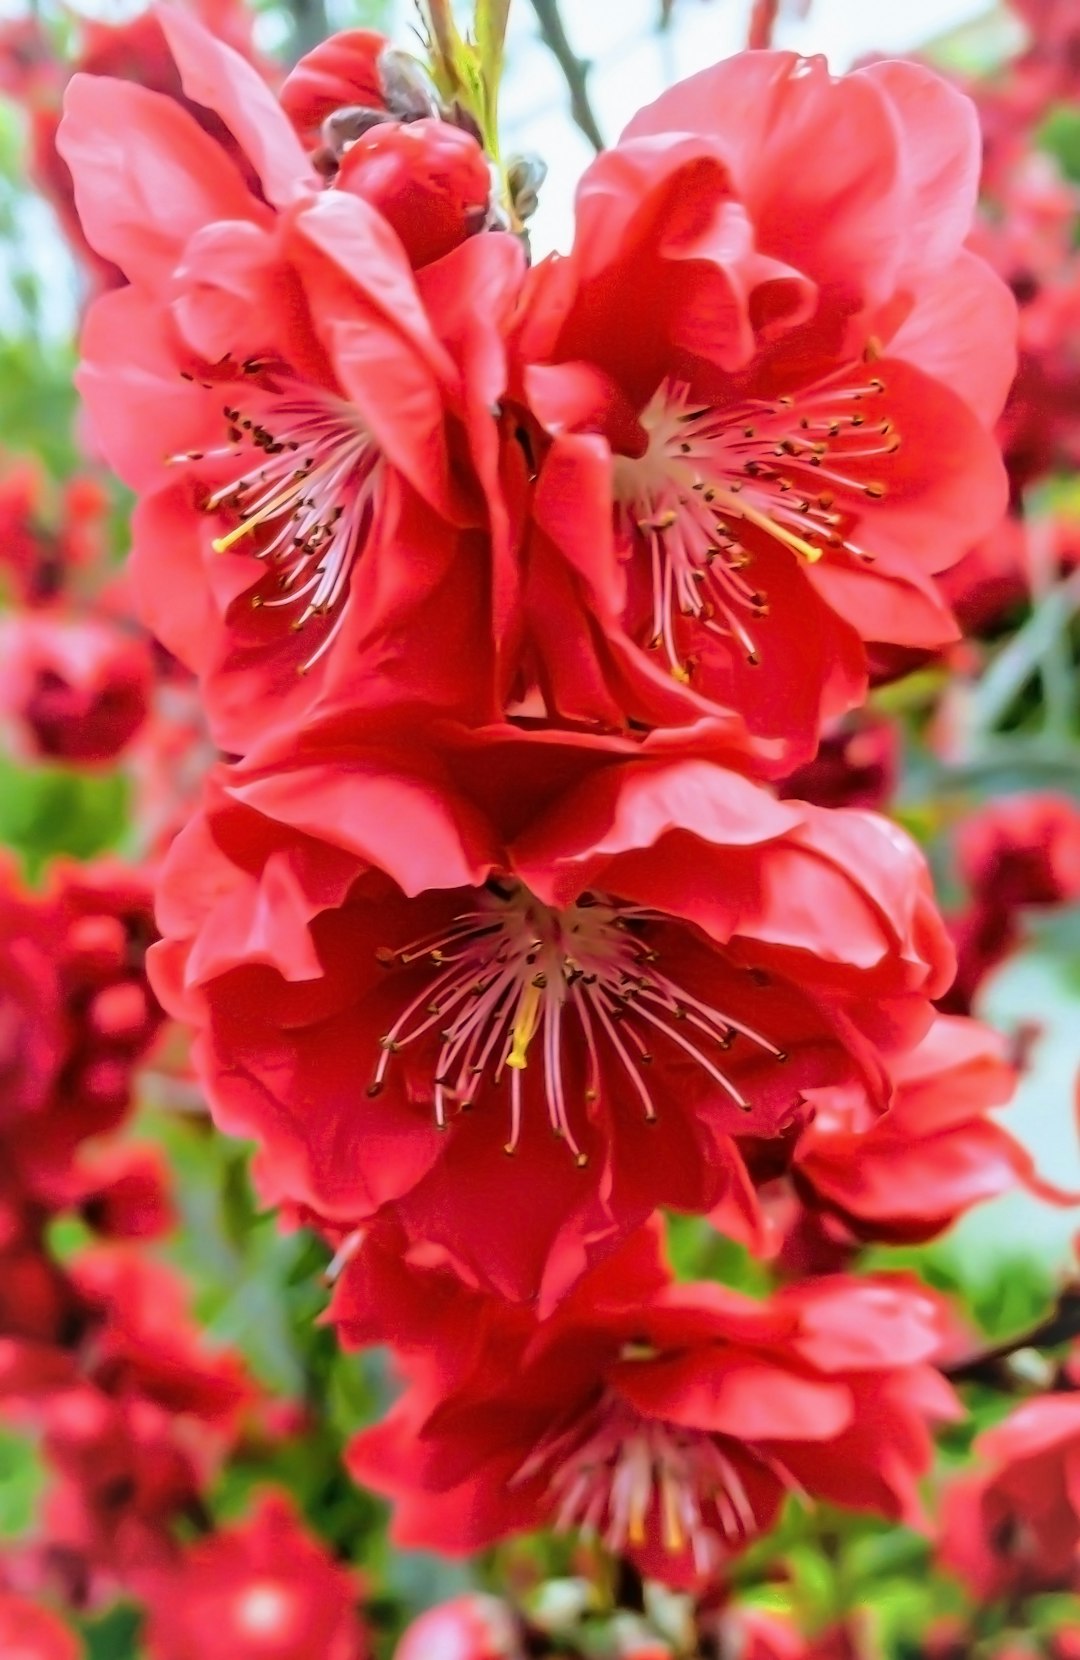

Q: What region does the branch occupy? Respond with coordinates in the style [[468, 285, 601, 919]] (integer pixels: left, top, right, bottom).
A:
[[527, 0, 604, 152], [945, 1285, 1080, 1387], [287, 0, 330, 62]]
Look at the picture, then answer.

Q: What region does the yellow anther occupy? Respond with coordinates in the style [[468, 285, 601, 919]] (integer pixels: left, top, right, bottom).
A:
[[507, 981, 543, 1070], [661, 1472, 685, 1553]]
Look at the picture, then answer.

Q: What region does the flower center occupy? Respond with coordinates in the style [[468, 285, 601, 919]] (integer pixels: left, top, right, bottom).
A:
[[234, 1582, 296, 1639], [180, 364, 382, 674], [369, 880, 785, 1161], [613, 366, 899, 682], [520, 1392, 767, 1574]]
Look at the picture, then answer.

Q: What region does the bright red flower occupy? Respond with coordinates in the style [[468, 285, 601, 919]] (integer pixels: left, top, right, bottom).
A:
[[0, 614, 152, 766], [332, 119, 493, 267], [958, 792, 1080, 909], [508, 51, 1013, 763], [141, 1490, 367, 1660], [711, 1014, 1069, 1272], [347, 1228, 958, 1583], [150, 743, 951, 1302], [942, 511, 1079, 640], [0, 1591, 80, 1660], [26, 1252, 256, 1590], [940, 1392, 1080, 1599], [788, 1014, 1059, 1243], [58, 8, 523, 755], [278, 29, 386, 138]]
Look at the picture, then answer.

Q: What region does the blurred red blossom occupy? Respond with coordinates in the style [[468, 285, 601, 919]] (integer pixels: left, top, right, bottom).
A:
[[944, 792, 1080, 1013], [941, 1387, 1080, 1599], [395, 1593, 524, 1660], [0, 1590, 81, 1659], [0, 614, 153, 767], [141, 1490, 367, 1660]]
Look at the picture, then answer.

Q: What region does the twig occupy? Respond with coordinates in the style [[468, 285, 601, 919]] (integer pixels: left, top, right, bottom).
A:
[[287, 0, 330, 63], [945, 1284, 1080, 1386], [965, 563, 1080, 742], [527, 0, 604, 152]]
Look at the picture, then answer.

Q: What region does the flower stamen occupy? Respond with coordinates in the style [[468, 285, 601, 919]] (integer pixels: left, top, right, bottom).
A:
[[371, 883, 787, 1157], [614, 368, 900, 680], [176, 371, 382, 673]]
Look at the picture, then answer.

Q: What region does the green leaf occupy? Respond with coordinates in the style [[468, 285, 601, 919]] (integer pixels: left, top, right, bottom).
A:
[[0, 1426, 44, 1539], [78, 1603, 142, 1660], [0, 753, 129, 877]]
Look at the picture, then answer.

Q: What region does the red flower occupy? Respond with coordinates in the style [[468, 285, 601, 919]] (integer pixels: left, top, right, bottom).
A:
[[282, 32, 492, 266], [40, 1386, 211, 1584], [278, 30, 386, 138], [508, 51, 1013, 763], [0, 613, 152, 766], [0, 1591, 80, 1660], [150, 746, 951, 1302], [0, 0, 275, 295], [0, 860, 165, 1205], [72, 1144, 176, 1241], [67, 1249, 254, 1434], [940, 1392, 1080, 1599], [141, 1490, 367, 1660], [26, 1251, 256, 1589], [58, 9, 523, 754], [347, 1229, 958, 1583], [943, 792, 1080, 1013], [0, 856, 67, 1127], [788, 1014, 1063, 1244], [0, 458, 110, 611]]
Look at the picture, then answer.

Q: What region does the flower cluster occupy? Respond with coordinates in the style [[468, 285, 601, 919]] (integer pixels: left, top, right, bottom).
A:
[[47, 0, 1037, 1604], [0, 839, 367, 1652], [0, 0, 1065, 1651]]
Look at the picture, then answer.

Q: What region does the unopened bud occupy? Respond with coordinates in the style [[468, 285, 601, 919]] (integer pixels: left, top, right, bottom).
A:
[[378, 46, 440, 122], [320, 104, 389, 163], [507, 153, 547, 223]]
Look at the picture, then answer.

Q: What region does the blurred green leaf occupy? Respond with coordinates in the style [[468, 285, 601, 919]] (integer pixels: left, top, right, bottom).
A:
[[0, 753, 129, 876], [78, 1603, 142, 1660], [0, 1425, 44, 1540]]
